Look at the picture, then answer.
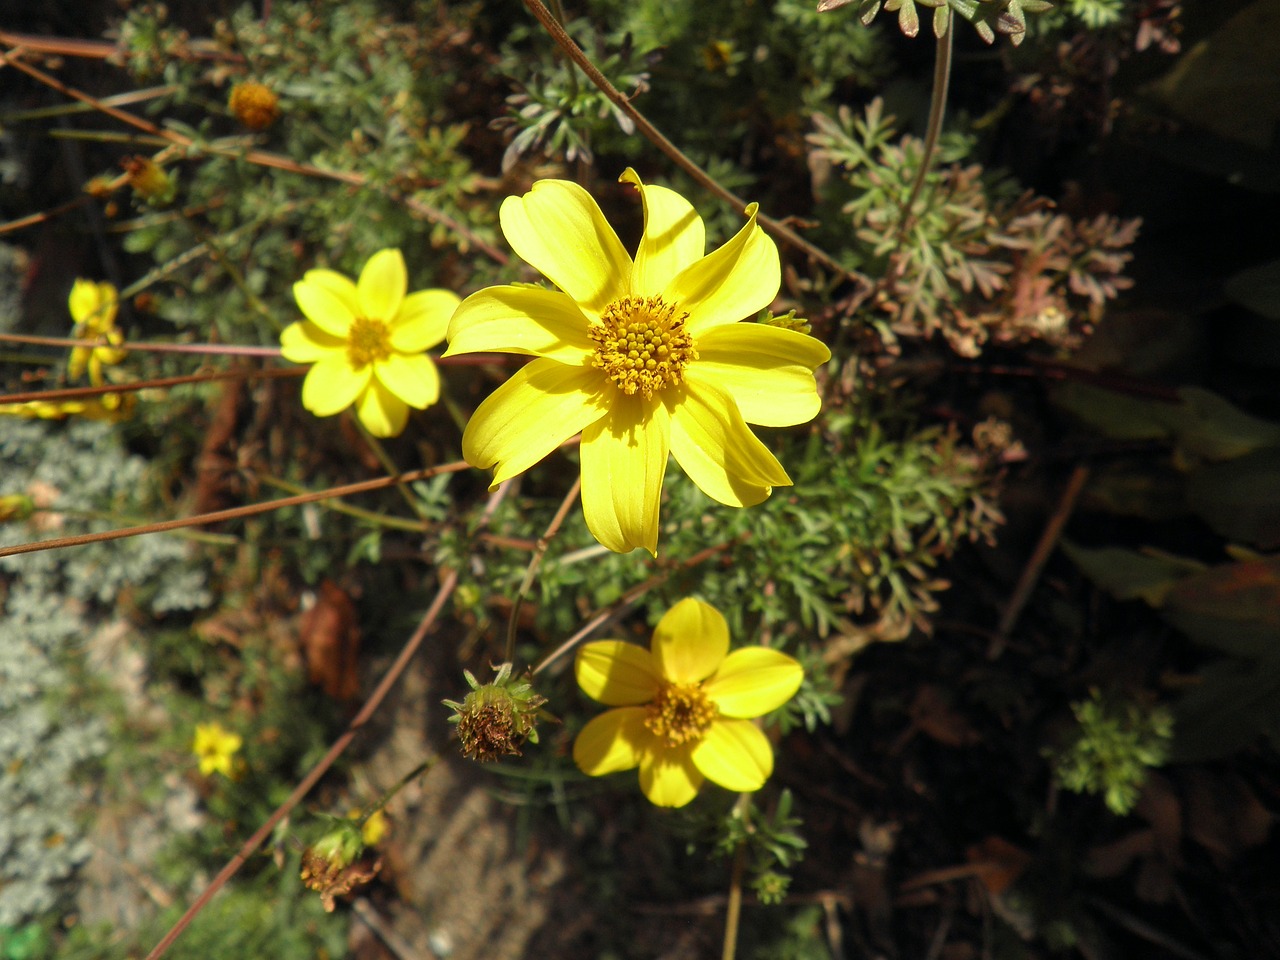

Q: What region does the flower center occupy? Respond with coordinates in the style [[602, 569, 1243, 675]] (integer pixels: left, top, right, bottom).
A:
[[644, 681, 717, 748], [589, 295, 697, 399], [347, 316, 392, 369]]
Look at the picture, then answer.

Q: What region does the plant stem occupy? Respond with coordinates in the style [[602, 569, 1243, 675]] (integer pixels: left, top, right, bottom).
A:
[[505, 476, 581, 663]]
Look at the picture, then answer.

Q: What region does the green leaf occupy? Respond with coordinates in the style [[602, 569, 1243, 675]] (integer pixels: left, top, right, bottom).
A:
[[1226, 258, 1280, 320], [1186, 447, 1280, 548], [1061, 541, 1204, 607], [1172, 657, 1280, 762], [1162, 557, 1280, 658]]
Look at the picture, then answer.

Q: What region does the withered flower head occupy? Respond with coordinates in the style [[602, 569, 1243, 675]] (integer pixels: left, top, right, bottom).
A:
[[121, 155, 175, 205], [228, 81, 280, 130], [300, 817, 381, 913], [443, 662, 548, 762]]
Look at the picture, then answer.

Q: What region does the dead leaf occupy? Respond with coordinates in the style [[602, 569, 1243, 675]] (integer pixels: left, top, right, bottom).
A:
[[300, 580, 361, 701]]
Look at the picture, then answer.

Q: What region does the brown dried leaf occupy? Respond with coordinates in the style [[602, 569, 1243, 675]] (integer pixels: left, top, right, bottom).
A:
[[300, 580, 361, 701]]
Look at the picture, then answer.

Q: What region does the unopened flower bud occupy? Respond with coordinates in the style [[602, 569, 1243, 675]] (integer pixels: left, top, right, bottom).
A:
[[228, 81, 280, 130], [0, 494, 35, 523], [121, 155, 176, 205]]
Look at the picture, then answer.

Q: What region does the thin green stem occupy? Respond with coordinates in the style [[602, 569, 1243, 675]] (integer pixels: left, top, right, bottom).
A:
[[351, 417, 432, 526], [355, 756, 437, 826], [256, 474, 427, 533], [895, 11, 954, 239], [505, 476, 581, 663], [531, 536, 740, 676], [721, 794, 753, 960]]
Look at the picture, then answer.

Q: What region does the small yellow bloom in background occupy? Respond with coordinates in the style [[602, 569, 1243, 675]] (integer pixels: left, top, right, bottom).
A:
[[573, 597, 803, 808], [68, 279, 127, 385], [280, 248, 460, 438], [349, 808, 389, 847], [192, 722, 243, 778], [228, 80, 280, 130], [445, 168, 831, 554]]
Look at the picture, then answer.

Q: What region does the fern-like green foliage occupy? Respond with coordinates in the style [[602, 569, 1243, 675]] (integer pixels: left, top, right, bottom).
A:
[[822, 0, 1055, 44], [1053, 690, 1173, 815], [808, 99, 1139, 356]]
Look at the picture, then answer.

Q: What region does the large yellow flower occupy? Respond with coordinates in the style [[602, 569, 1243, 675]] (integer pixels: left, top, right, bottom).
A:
[[445, 169, 830, 554], [573, 597, 803, 808], [280, 249, 460, 438], [68, 279, 126, 385]]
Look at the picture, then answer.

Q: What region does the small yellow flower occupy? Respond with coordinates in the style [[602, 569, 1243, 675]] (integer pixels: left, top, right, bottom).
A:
[[445, 169, 830, 554], [192, 722, 243, 778], [68, 279, 127, 385], [573, 597, 803, 808], [0, 396, 133, 422], [350, 808, 389, 847], [280, 249, 460, 438], [228, 81, 280, 130]]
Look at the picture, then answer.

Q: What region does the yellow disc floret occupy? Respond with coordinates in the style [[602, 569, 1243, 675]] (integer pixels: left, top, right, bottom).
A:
[[589, 295, 697, 399], [644, 681, 717, 747], [347, 316, 392, 369]]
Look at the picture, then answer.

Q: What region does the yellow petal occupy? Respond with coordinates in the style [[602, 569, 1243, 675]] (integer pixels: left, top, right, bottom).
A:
[[620, 168, 705, 298], [704, 647, 803, 718], [500, 180, 631, 317], [651, 597, 729, 684], [638, 741, 704, 807], [694, 324, 830, 427], [576, 640, 660, 705], [691, 718, 773, 792], [68, 279, 117, 330], [302, 356, 371, 417], [667, 375, 789, 507], [667, 202, 780, 336], [573, 707, 649, 775], [294, 278, 356, 337], [68, 345, 90, 381], [301, 268, 360, 317], [579, 393, 669, 555], [390, 289, 459, 352], [358, 248, 407, 322], [374, 352, 439, 409], [280, 321, 345, 363], [462, 359, 608, 487], [355, 379, 410, 437], [443, 285, 595, 364]]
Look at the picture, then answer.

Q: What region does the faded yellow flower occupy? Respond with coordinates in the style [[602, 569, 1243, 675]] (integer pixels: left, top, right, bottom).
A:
[[573, 598, 803, 808], [280, 249, 460, 438], [228, 80, 280, 130], [445, 169, 830, 554], [192, 722, 242, 778]]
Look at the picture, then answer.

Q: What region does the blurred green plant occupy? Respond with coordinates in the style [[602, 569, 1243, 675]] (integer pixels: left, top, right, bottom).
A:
[[1052, 689, 1172, 815]]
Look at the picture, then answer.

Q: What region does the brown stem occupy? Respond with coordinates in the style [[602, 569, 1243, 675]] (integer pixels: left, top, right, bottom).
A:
[[518, 0, 864, 287], [143, 569, 460, 960], [0, 461, 471, 559]]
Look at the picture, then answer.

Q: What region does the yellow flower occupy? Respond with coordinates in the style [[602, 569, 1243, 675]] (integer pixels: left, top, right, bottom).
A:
[[350, 808, 389, 847], [68, 279, 127, 385], [573, 597, 803, 808], [192, 722, 243, 778], [445, 169, 830, 554], [280, 249, 460, 438]]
